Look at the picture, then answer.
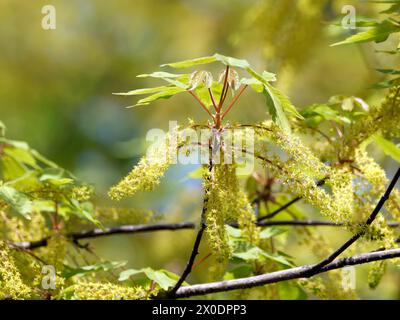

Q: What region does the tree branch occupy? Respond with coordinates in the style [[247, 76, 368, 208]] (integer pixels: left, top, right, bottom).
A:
[[12, 220, 400, 250], [171, 248, 400, 299]]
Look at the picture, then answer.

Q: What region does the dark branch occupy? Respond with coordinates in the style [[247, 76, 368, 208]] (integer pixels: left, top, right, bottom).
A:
[[14, 222, 196, 249], [12, 220, 400, 250], [172, 248, 400, 299]]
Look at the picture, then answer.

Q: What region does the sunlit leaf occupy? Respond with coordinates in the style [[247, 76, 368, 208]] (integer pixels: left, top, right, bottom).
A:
[[0, 184, 32, 219], [332, 20, 400, 46], [373, 135, 400, 163]]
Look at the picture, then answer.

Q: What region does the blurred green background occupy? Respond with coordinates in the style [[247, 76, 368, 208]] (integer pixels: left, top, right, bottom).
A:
[[1, 0, 399, 299]]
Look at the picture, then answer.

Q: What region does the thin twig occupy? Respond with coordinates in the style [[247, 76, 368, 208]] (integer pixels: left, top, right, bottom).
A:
[[221, 85, 248, 119], [208, 88, 218, 111], [218, 66, 230, 110], [188, 91, 214, 118]]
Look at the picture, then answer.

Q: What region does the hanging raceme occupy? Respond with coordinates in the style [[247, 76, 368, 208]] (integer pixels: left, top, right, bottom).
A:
[[109, 129, 180, 200], [0, 241, 31, 299]]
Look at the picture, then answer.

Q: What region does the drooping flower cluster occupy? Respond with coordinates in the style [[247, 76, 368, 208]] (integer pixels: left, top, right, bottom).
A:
[[109, 129, 179, 200], [0, 241, 31, 299], [203, 163, 259, 262]]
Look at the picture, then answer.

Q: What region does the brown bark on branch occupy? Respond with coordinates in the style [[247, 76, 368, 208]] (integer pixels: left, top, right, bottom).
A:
[[172, 248, 400, 299]]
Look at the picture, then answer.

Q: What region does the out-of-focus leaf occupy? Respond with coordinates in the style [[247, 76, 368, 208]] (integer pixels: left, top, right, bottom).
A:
[[301, 104, 351, 124], [380, 3, 400, 14], [4, 147, 38, 169], [69, 199, 101, 227], [0, 184, 32, 219], [332, 19, 400, 46], [119, 267, 184, 290], [232, 246, 294, 267], [259, 227, 286, 239], [376, 68, 400, 75], [223, 265, 253, 280], [373, 135, 400, 163], [279, 281, 308, 300], [39, 168, 74, 186], [62, 261, 127, 279], [113, 86, 173, 96], [371, 77, 400, 89]]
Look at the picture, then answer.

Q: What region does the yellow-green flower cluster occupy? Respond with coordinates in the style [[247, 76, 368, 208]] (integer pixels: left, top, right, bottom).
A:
[[109, 131, 178, 200], [355, 148, 400, 221], [203, 164, 259, 261], [0, 241, 31, 299], [68, 282, 150, 300], [257, 122, 356, 223], [349, 86, 400, 148], [368, 261, 387, 289]]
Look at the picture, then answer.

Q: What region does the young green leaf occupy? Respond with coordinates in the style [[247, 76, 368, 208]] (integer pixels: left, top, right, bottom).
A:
[[161, 55, 217, 69], [332, 20, 400, 46], [373, 135, 400, 163], [0, 184, 32, 219], [129, 87, 187, 107]]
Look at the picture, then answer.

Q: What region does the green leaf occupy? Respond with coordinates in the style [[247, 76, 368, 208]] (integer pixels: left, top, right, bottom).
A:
[[137, 71, 185, 78], [161, 53, 251, 70], [213, 53, 250, 69], [263, 85, 292, 133], [279, 281, 308, 300], [161, 55, 217, 69], [39, 168, 74, 186], [193, 82, 223, 108], [0, 184, 32, 218], [376, 68, 400, 75], [259, 227, 286, 239], [223, 265, 253, 280], [380, 3, 400, 14], [371, 77, 400, 89], [373, 135, 400, 163], [301, 104, 351, 124], [131, 87, 187, 107], [113, 86, 172, 96], [332, 20, 400, 46], [232, 245, 295, 267], [119, 268, 183, 290], [62, 261, 127, 279], [69, 199, 101, 227], [4, 147, 38, 169]]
